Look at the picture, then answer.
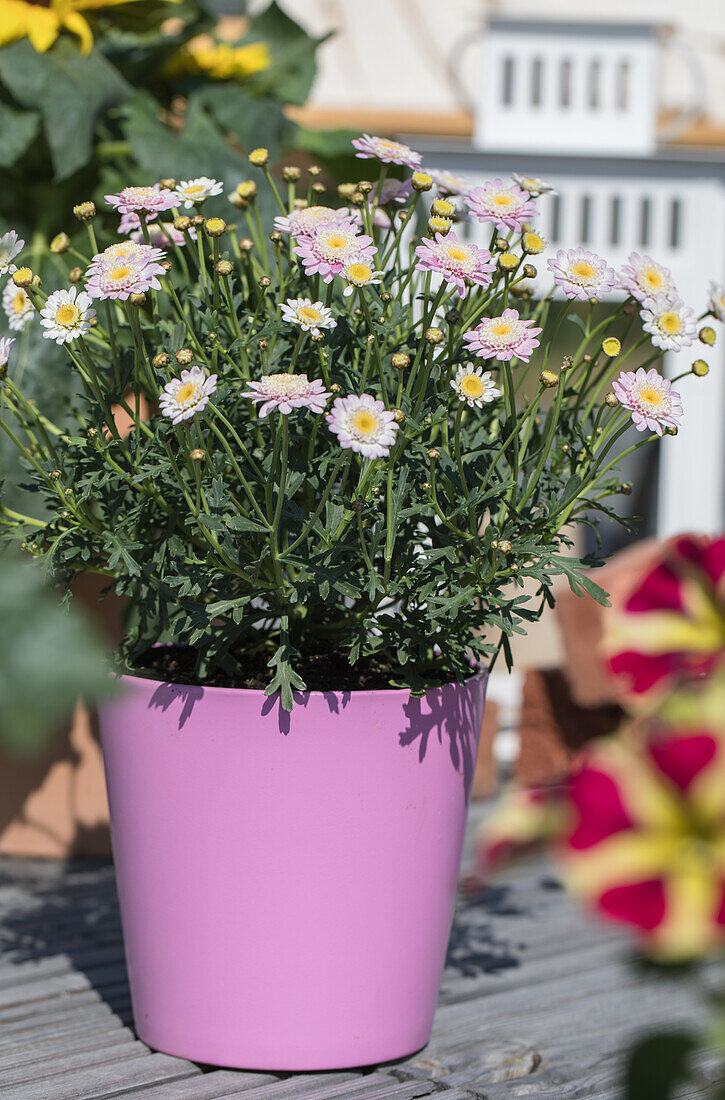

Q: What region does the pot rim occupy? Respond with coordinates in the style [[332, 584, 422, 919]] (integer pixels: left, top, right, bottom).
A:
[[113, 665, 488, 701]]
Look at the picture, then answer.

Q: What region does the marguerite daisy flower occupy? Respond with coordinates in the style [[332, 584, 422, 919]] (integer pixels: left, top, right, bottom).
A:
[[450, 364, 501, 407], [86, 240, 166, 274], [547, 248, 617, 301], [243, 373, 331, 417], [340, 260, 383, 296], [2, 282, 33, 331], [175, 177, 224, 209], [415, 232, 495, 298], [280, 298, 337, 337], [0, 230, 24, 277], [105, 186, 177, 216], [85, 244, 166, 301], [612, 368, 683, 436], [159, 366, 218, 425], [0, 336, 15, 368], [640, 295, 697, 352], [40, 287, 95, 344], [512, 174, 557, 196], [327, 393, 399, 459], [465, 179, 537, 232], [351, 134, 422, 168], [429, 169, 472, 197], [463, 309, 542, 363], [619, 253, 676, 305], [707, 281, 725, 323], [273, 206, 356, 237], [294, 222, 376, 283]]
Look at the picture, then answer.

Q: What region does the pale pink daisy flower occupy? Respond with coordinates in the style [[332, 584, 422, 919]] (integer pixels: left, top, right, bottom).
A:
[[119, 211, 157, 234], [512, 174, 557, 196], [640, 294, 697, 352], [547, 248, 617, 301], [273, 205, 356, 236], [175, 177, 223, 208], [244, 374, 331, 418], [450, 364, 501, 407], [463, 309, 542, 363], [85, 240, 166, 275], [294, 222, 376, 283], [612, 368, 683, 436], [280, 298, 336, 337], [619, 252, 675, 305], [106, 185, 177, 216], [429, 169, 472, 197], [415, 231, 495, 298], [327, 393, 399, 459], [465, 179, 537, 232], [340, 259, 383, 297], [0, 230, 24, 276], [159, 366, 218, 425], [0, 336, 15, 367], [708, 281, 725, 324], [85, 245, 166, 301], [351, 134, 422, 168]]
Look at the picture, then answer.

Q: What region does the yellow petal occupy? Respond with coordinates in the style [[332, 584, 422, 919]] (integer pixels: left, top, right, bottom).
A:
[[24, 8, 61, 52], [61, 10, 93, 53]]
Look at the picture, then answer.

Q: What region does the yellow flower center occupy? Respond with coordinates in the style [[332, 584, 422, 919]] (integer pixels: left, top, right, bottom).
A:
[[12, 292, 26, 313], [176, 382, 197, 404], [446, 245, 468, 262], [55, 303, 80, 326], [184, 184, 205, 196], [492, 194, 513, 207], [109, 266, 130, 282], [571, 261, 596, 279], [352, 409, 378, 435], [660, 312, 681, 335], [347, 262, 372, 282], [461, 375, 485, 398], [643, 268, 663, 290], [325, 234, 347, 250], [298, 306, 322, 321], [491, 322, 511, 336], [639, 386, 663, 406], [523, 232, 544, 252]]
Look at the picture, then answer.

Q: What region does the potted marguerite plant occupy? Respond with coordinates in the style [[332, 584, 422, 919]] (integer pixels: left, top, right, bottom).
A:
[[0, 135, 714, 1069]]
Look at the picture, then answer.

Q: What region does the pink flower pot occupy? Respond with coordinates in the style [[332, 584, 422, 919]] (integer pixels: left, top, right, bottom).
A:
[[98, 670, 487, 1070]]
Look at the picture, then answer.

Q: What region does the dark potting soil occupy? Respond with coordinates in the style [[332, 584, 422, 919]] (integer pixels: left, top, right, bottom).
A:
[[128, 643, 449, 693]]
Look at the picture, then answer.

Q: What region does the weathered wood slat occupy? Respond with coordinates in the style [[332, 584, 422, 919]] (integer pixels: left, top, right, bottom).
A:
[[0, 1052, 199, 1100]]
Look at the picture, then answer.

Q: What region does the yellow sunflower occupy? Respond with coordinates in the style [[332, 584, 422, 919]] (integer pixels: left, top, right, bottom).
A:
[[0, 0, 172, 56]]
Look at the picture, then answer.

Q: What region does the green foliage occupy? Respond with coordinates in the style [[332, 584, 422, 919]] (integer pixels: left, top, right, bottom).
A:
[[0, 553, 110, 754], [0, 155, 691, 707]]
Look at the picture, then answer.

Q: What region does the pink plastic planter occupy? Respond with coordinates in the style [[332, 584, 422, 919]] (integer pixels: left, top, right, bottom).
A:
[[98, 671, 486, 1070]]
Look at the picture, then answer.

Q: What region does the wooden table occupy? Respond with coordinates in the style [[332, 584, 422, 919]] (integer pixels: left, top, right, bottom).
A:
[[0, 804, 714, 1099]]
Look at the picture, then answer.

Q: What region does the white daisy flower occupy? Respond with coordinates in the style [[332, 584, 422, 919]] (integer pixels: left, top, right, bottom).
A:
[[340, 260, 383, 297], [707, 281, 725, 324], [327, 393, 399, 459], [619, 253, 675, 305], [280, 298, 336, 337], [0, 336, 15, 368], [0, 230, 24, 276], [512, 174, 557, 196], [159, 366, 218, 425], [175, 177, 224, 209], [40, 287, 95, 344], [450, 364, 501, 408], [2, 282, 33, 331], [640, 295, 697, 352]]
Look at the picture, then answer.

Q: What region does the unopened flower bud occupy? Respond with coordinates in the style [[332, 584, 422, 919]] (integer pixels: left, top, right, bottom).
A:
[[236, 181, 257, 201], [494, 237, 509, 252], [692, 359, 709, 377], [424, 326, 444, 345], [68, 266, 82, 283], [282, 166, 301, 182], [497, 539, 513, 554], [311, 182, 326, 195], [411, 171, 433, 192], [32, 274, 42, 288], [605, 391, 619, 407], [258, 337, 269, 350], [12, 267, 33, 287], [129, 292, 146, 306], [427, 447, 440, 460], [216, 259, 233, 276], [392, 352, 410, 369], [498, 252, 518, 271], [293, 199, 308, 211], [699, 326, 716, 346], [522, 264, 537, 280], [602, 337, 621, 357], [308, 164, 322, 177], [561, 443, 570, 454], [445, 308, 461, 325], [428, 216, 451, 235], [152, 351, 169, 369], [561, 355, 574, 371], [159, 178, 176, 190], [229, 192, 246, 209], [238, 237, 254, 252], [175, 348, 194, 365], [330, 383, 341, 393], [87, 426, 98, 439], [337, 183, 357, 200], [510, 563, 520, 574], [50, 232, 70, 254], [583, 353, 592, 363], [160, 260, 172, 274], [350, 191, 366, 207], [664, 425, 678, 436], [49, 469, 61, 481], [490, 539, 499, 550], [619, 482, 633, 495], [539, 370, 559, 388], [392, 408, 406, 423], [73, 201, 96, 221], [355, 180, 371, 195], [189, 448, 206, 461], [623, 300, 638, 316], [380, 291, 392, 303], [366, 332, 376, 344], [310, 330, 325, 342], [422, 481, 431, 492], [269, 230, 283, 245], [258, 276, 271, 289], [423, 413, 433, 426], [191, 214, 205, 227], [249, 147, 269, 166], [431, 198, 455, 218], [174, 215, 192, 232], [205, 217, 226, 237]]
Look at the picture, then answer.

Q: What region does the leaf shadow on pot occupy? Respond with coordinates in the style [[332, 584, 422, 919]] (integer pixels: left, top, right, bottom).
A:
[[260, 690, 353, 735], [398, 683, 484, 799], [148, 683, 205, 729]]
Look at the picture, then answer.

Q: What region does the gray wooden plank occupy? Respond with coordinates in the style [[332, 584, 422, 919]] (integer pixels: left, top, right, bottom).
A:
[[0, 1052, 199, 1100], [122, 1072, 354, 1100], [1, 1039, 151, 1087]]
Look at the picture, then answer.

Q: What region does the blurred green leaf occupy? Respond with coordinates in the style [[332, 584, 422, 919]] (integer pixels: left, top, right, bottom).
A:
[[624, 1033, 698, 1100], [245, 0, 325, 107], [0, 102, 40, 168], [193, 85, 294, 152], [0, 555, 111, 755]]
